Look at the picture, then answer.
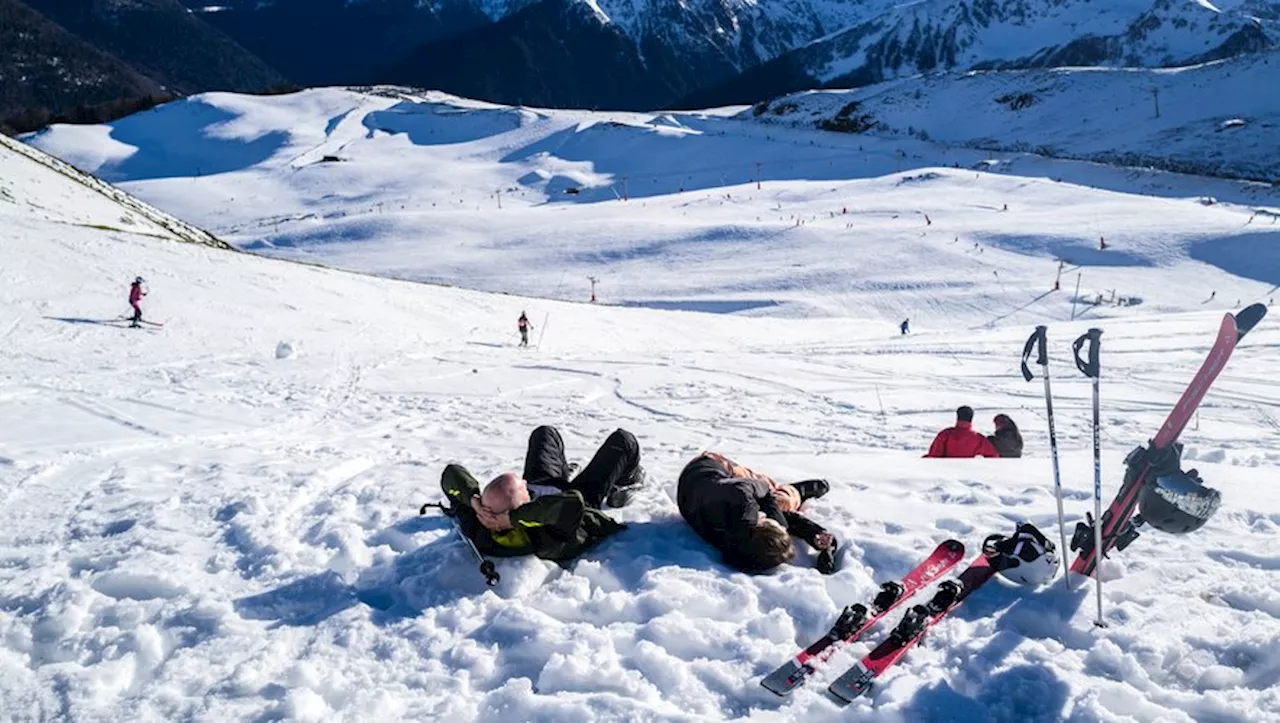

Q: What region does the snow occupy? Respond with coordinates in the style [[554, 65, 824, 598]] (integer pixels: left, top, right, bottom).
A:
[[4, 85, 1280, 722], [751, 51, 1280, 184], [804, 0, 1280, 86], [22, 84, 1280, 326]]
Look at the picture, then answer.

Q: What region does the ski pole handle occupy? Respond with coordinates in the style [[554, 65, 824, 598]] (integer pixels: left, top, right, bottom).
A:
[[1020, 326, 1048, 381], [1072, 328, 1102, 378]]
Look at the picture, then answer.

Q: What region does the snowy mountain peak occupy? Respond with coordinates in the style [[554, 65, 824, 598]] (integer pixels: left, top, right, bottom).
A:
[[683, 0, 1279, 107]]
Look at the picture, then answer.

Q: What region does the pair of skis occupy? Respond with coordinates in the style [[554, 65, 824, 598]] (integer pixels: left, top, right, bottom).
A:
[[761, 538, 997, 702], [115, 315, 164, 328]]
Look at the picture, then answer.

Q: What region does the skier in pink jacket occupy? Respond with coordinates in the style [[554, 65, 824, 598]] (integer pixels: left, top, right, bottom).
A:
[[128, 277, 145, 327]]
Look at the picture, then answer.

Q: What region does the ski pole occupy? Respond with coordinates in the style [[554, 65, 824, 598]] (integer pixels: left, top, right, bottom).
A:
[[1073, 328, 1105, 625], [1021, 325, 1072, 591], [419, 502, 500, 587], [535, 312, 549, 350]]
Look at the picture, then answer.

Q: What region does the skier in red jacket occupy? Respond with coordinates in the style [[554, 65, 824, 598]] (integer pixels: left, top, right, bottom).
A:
[[128, 277, 146, 328], [925, 406, 1000, 458]]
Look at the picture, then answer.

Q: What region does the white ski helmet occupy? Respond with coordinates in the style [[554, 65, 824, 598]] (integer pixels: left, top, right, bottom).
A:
[[988, 522, 1060, 588]]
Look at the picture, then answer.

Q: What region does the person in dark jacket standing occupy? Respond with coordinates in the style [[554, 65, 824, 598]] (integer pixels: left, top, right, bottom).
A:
[[517, 312, 532, 347], [440, 425, 646, 561], [925, 406, 1000, 458], [987, 414, 1023, 458], [677, 452, 836, 574]]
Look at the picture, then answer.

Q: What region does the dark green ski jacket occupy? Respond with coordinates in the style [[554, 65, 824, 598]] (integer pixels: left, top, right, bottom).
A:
[[440, 464, 625, 561]]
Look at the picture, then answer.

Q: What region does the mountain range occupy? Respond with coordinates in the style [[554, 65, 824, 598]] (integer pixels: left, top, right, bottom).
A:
[[2, 0, 1278, 132]]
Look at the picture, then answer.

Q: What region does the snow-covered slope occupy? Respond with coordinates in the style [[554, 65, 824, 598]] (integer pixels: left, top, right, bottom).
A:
[[686, 0, 1280, 107], [0, 133, 230, 249], [4, 99, 1280, 723], [747, 51, 1280, 182], [23, 86, 1280, 327]]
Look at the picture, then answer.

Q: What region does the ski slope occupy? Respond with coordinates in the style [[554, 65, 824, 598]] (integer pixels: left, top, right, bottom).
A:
[[751, 51, 1280, 184], [4, 99, 1280, 722], [22, 84, 1280, 329]]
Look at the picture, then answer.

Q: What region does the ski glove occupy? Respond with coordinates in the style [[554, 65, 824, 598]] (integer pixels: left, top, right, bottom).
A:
[[784, 511, 838, 574], [816, 540, 838, 575]]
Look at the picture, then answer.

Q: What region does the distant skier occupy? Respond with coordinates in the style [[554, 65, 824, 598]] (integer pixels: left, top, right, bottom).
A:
[[900, 319, 910, 335], [677, 452, 836, 574], [987, 414, 1024, 458], [128, 276, 146, 328], [517, 311, 532, 347], [925, 406, 1000, 458]]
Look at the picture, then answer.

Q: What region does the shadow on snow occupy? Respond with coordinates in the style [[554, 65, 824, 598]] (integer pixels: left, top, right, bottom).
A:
[[89, 99, 289, 181], [232, 515, 726, 628]]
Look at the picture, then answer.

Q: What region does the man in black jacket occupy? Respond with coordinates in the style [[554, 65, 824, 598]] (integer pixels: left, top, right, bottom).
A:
[[677, 452, 836, 574], [440, 426, 645, 561]]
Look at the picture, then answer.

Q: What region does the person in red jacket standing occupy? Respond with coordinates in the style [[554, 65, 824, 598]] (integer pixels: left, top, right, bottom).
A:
[[925, 406, 1000, 458], [128, 276, 146, 328]]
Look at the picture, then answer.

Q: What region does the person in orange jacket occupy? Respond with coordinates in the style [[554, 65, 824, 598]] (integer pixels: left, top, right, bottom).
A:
[[925, 406, 1000, 458]]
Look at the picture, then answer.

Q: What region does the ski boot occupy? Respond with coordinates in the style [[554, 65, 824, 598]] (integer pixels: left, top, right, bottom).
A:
[[791, 479, 830, 504], [605, 465, 646, 508]]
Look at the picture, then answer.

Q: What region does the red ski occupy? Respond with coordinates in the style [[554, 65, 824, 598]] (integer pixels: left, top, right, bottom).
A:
[[759, 539, 965, 696], [827, 547, 999, 703], [1070, 304, 1266, 577]]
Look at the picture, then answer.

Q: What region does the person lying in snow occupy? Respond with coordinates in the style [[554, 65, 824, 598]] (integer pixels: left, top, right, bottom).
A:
[[987, 414, 1024, 458], [677, 452, 837, 574], [924, 405, 1000, 458], [440, 425, 646, 561]]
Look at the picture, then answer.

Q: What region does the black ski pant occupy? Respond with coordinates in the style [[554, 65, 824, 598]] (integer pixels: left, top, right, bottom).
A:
[[523, 425, 639, 509], [131, 303, 142, 323], [520, 329, 529, 346]]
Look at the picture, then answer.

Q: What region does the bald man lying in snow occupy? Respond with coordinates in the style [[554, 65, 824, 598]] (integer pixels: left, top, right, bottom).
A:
[[440, 425, 646, 561]]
